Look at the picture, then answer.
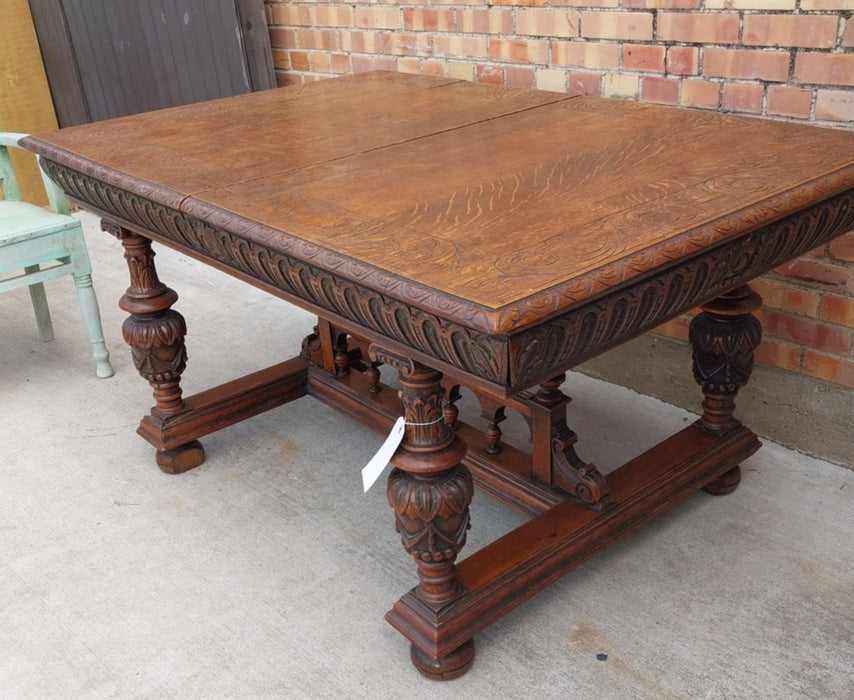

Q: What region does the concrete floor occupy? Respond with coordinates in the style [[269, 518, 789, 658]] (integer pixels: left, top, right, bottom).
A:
[[1, 212, 852, 699]]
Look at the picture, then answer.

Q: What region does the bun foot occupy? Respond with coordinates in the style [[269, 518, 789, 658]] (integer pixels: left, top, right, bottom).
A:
[[702, 465, 741, 496], [410, 640, 475, 681], [155, 440, 205, 474]]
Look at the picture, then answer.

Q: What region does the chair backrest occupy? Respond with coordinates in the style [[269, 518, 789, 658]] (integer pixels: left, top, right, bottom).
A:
[[0, 132, 24, 202], [0, 132, 70, 215]]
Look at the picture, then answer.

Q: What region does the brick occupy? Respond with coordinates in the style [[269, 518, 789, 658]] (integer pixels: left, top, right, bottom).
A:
[[385, 32, 432, 57], [580, 11, 653, 41], [754, 338, 802, 372], [355, 7, 400, 30], [704, 48, 790, 82], [624, 44, 665, 72], [804, 243, 828, 259], [624, 0, 699, 7], [488, 38, 551, 64], [507, 65, 537, 89], [553, 41, 620, 70], [743, 14, 838, 49], [657, 12, 738, 44], [682, 79, 720, 108], [490, 0, 548, 5], [795, 53, 854, 87], [267, 3, 284, 25], [331, 53, 351, 73], [722, 83, 764, 113], [815, 90, 854, 123], [351, 56, 374, 74], [552, 0, 618, 6], [308, 51, 332, 73], [829, 231, 854, 263], [423, 59, 447, 77], [516, 9, 579, 38], [397, 57, 422, 75], [667, 46, 699, 75], [766, 85, 813, 119], [537, 68, 568, 92], [800, 0, 854, 8], [278, 5, 311, 26], [753, 278, 821, 316], [568, 70, 603, 95], [271, 48, 289, 70], [476, 64, 505, 85], [368, 56, 397, 72], [643, 76, 679, 104], [434, 35, 488, 59], [267, 27, 295, 51], [603, 72, 640, 99], [456, 9, 513, 35], [402, 8, 454, 32], [706, 0, 795, 7], [288, 51, 310, 72], [268, 4, 300, 26], [820, 294, 854, 326], [447, 62, 475, 80], [763, 311, 852, 355], [844, 19, 854, 48], [339, 31, 386, 54], [775, 258, 854, 295], [295, 29, 338, 51], [314, 6, 354, 28], [275, 73, 299, 87], [802, 350, 854, 388]]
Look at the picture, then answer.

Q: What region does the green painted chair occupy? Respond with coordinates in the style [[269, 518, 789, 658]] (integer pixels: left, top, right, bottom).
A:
[[0, 132, 113, 377]]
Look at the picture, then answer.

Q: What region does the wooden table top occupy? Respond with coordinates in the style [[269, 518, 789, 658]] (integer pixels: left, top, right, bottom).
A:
[[24, 71, 854, 362]]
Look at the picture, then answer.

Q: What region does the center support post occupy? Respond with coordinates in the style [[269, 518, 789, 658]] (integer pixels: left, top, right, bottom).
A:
[[371, 346, 476, 680]]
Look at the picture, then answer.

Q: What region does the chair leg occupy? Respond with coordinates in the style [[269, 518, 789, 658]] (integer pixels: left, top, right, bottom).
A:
[[72, 271, 114, 378], [25, 266, 55, 342]]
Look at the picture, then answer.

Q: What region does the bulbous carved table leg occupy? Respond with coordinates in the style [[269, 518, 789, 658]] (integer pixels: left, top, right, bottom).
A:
[[689, 285, 762, 495], [106, 223, 204, 473], [375, 348, 474, 680]]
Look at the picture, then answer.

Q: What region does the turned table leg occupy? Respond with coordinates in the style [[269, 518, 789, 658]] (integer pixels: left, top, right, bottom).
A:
[[374, 348, 474, 680], [689, 285, 762, 495], [106, 223, 204, 472]]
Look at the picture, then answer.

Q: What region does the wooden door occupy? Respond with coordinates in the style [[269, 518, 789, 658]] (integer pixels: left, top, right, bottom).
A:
[[28, 0, 274, 126]]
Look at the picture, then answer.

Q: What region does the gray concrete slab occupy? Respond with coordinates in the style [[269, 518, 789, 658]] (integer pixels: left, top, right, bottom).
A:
[[580, 335, 854, 470], [1, 213, 852, 698]]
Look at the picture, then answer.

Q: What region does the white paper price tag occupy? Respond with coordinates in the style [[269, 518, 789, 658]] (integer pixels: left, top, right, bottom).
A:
[[361, 416, 406, 492]]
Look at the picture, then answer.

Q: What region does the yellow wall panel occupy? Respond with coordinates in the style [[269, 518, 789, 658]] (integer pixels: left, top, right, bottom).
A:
[[0, 0, 59, 205]]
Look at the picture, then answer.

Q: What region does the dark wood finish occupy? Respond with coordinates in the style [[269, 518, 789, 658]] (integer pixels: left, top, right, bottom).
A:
[[379, 352, 474, 679], [27, 0, 90, 125], [388, 423, 761, 661], [235, 0, 276, 92], [28, 0, 274, 126], [21, 72, 854, 678]]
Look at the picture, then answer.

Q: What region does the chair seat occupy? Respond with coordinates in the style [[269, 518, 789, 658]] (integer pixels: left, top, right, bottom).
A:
[[0, 200, 79, 245]]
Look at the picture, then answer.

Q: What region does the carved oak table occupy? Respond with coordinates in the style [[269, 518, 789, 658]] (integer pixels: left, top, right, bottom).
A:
[[23, 72, 854, 679]]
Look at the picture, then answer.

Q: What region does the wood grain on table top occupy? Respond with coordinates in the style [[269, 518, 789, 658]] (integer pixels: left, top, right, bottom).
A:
[[26, 71, 854, 326]]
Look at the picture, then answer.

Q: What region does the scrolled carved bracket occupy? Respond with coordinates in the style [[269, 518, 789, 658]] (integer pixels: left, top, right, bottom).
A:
[[550, 422, 610, 510], [299, 326, 322, 364]]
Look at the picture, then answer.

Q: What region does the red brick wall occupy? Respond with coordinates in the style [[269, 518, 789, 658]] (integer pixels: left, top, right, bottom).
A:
[[264, 1, 854, 388]]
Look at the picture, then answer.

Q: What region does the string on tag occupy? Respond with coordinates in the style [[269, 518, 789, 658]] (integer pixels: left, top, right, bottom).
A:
[[404, 416, 445, 427]]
